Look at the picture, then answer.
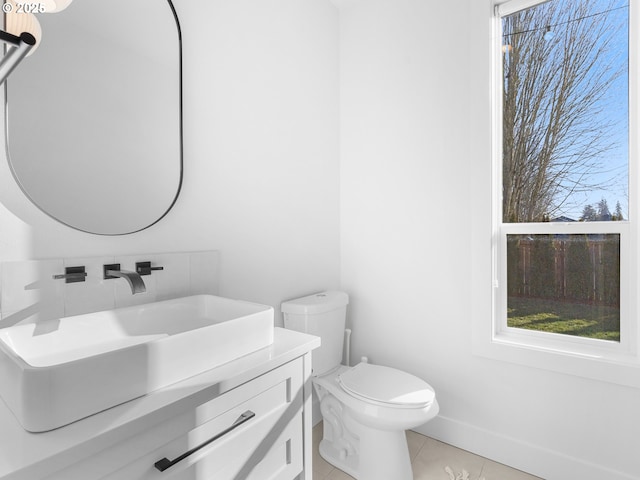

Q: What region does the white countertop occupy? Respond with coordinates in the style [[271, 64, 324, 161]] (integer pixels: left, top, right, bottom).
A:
[[0, 328, 320, 480]]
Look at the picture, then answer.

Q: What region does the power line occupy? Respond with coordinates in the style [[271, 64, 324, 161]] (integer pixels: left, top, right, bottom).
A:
[[503, 3, 628, 38]]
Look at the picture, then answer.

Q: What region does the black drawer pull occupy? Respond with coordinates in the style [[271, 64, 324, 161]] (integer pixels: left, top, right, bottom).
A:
[[154, 410, 256, 472]]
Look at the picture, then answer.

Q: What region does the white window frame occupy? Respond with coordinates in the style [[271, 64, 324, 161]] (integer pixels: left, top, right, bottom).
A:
[[481, 0, 640, 387]]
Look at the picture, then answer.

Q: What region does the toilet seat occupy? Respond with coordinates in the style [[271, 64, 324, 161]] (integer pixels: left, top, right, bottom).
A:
[[337, 363, 435, 409]]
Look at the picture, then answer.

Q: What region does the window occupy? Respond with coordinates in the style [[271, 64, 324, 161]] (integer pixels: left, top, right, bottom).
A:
[[506, 233, 621, 341], [490, 0, 639, 370]]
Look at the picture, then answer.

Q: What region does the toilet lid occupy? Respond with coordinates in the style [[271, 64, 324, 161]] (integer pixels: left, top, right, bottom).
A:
[[337, 363, 434, 408]]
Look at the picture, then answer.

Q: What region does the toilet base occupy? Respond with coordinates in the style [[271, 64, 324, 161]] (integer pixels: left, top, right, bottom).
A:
[[313, 366, 432, 480], [351, 422, 412, 480], [318, 417, 413, 480], [318, 438, 360, 479]]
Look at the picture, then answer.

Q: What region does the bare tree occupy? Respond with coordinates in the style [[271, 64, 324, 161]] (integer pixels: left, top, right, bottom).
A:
[[502, 0, 626, 222]]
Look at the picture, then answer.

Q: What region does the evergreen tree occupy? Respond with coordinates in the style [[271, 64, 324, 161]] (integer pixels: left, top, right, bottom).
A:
[[580, 204, 597, 221], [613, 201, 624, 221], [597, 198, 611, 221]]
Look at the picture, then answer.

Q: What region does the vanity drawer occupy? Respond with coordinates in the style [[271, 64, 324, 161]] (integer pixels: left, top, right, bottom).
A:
[[105, 394, 302, 480], [49, 358, 304, 480]]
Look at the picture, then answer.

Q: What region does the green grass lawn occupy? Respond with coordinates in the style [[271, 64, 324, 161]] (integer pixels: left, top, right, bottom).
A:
[[507, 296, 620, 342]]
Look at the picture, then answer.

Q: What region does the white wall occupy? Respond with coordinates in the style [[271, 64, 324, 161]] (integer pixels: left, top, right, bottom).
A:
[[0, 0, 341, 320], [338, 0, 640, 479]]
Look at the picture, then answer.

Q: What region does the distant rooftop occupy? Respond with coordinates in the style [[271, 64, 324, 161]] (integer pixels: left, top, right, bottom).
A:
[[551, 216, 576, 222]]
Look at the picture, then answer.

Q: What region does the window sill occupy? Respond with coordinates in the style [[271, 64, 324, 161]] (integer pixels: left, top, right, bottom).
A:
[[473, 327, 640, 388]]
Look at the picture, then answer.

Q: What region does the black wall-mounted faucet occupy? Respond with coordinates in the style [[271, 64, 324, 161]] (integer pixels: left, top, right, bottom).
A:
[[103, 264, 146, 294]]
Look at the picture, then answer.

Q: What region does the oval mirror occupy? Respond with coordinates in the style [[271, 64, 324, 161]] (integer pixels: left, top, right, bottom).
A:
[[5, 0, 182, 235]]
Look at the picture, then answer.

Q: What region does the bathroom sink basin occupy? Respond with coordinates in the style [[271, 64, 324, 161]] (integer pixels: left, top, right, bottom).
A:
[[0, 295, 274, 432]]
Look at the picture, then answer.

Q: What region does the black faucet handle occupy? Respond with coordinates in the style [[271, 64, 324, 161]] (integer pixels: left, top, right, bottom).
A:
[[53, 266, 87, 283], [136, 261, 164, 276]]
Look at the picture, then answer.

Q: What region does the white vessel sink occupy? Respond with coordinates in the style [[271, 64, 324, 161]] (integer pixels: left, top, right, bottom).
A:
[[0, 295, 274, 432]]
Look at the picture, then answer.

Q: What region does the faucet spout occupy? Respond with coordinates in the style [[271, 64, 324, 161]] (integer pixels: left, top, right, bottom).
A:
[[104, 267, 147, 294]]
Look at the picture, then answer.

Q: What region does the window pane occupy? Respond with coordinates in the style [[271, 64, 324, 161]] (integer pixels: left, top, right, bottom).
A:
[[506, 234, 620, 341], [502, 0, 628, 223]]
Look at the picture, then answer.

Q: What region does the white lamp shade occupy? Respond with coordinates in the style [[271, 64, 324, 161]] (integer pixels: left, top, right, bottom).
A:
[[5, 1, 42, 55], [48, 0, 73, 13]]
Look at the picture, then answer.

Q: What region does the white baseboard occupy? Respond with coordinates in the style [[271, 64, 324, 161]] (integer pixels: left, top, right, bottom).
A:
[[414, 415, 635, 480]]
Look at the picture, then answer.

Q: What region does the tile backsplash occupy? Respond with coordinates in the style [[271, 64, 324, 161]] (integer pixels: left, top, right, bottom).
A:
[[0, 251, 220, 327]]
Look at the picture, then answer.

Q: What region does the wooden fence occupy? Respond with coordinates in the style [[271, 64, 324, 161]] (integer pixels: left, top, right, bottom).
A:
[[507, 234, 620, 307]]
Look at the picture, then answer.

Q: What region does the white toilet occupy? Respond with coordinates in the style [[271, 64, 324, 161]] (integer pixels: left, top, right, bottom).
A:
[[281, 291, 439, 480]]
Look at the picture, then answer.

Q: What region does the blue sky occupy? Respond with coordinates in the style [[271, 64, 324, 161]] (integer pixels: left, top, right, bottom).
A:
[[569, 0, 629, 220]]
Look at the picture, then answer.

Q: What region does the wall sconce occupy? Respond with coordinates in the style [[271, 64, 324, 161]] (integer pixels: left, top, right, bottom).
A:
[[0, 0, 72, 85], [5, 0, 41, 55]]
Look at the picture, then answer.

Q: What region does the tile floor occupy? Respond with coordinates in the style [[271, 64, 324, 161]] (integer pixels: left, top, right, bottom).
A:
[[312, 423, 543, 480]]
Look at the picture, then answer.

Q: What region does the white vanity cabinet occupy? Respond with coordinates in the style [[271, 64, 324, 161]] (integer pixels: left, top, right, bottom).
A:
[[51, 358, 305, 480], [0, 328, 318, 480]]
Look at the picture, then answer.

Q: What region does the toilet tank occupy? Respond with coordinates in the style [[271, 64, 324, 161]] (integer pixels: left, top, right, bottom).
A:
[[281, 291, 349, 376]]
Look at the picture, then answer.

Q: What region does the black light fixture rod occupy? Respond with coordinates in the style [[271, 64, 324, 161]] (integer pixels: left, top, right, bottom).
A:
[[0, 31, 36, 84], [0, 29, 26, 46]]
